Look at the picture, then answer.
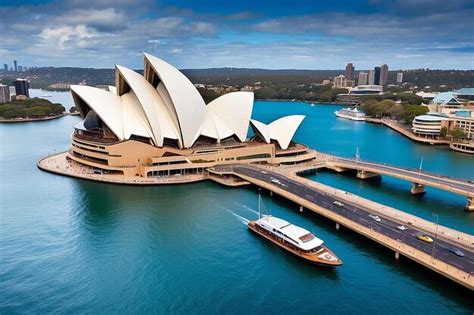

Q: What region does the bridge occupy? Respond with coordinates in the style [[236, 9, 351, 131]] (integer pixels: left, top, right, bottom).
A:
[[313, 154, 474, 211], [209, 164, 474, 290]]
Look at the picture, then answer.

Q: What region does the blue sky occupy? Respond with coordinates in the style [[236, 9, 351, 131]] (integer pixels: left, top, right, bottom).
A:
[[1, 0, 473, 69]]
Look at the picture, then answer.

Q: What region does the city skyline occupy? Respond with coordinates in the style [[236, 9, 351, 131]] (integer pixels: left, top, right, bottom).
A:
[[0, 0, 473, 70]]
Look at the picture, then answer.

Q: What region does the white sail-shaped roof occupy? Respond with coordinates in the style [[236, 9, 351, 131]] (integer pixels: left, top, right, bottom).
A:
[[144, 53, 207, 148], [70, 53, 307, 150], [71, 85, 124, 140], [120, 91, 154, 140], [200, 111, 234, 141], [115, 65, 181, 147], [250, 115, 305, 149], [206, 92, 253, 142]]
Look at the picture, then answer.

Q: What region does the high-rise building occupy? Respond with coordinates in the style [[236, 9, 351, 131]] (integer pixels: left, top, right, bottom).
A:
[[396, 72, 403, 84], [333, 75, 347, 88], [3, 64, 7, 73], [0, 84, 10, 103], [14, 79, 30, 97], [368, 69, 375, 85], [13, 60, 17, 72], [345, 63, 355, 81], [18, 65, 23, 72], [380, 64, 388, 86], [358, 71, 368, 86], [374, 67, 381, 86]]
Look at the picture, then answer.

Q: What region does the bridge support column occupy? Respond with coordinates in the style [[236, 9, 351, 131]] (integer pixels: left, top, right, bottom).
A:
[[395, 251, 400, 260], [336, 223, 340, 230], [299, 205, 303, 213], [270, 191, 273, 197], [466, 197, 474, 212], [410, 183, 426, 195], [356, 170, 380, 179]]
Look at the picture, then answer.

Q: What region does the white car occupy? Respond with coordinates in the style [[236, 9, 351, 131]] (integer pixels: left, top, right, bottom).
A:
[[369, 214, 381, 222], [397, 225, 408, 231], [333, 201, 344, 207]]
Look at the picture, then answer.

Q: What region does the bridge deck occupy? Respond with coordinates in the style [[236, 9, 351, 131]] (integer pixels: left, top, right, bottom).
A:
[[217, 164, 474, 290], [322, 155, 474, 198]]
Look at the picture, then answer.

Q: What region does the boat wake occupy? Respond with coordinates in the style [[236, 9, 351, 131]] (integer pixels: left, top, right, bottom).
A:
[[224, 208, 250, 225], [237, 203, 259, 216]]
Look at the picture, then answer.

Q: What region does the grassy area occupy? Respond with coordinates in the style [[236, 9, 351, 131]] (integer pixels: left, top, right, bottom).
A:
[[0, 98, 65, 119]]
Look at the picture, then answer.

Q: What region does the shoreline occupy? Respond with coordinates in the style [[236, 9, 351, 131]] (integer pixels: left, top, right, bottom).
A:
[[0, 112, 79, 123]]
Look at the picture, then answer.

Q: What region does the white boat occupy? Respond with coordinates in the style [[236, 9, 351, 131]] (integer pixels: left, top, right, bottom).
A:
[[247, 196, 342, 267], [334, 107, 366, 121]]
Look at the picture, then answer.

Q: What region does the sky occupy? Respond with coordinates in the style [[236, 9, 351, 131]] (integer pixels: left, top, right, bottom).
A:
[[1, 0, 473, 70]]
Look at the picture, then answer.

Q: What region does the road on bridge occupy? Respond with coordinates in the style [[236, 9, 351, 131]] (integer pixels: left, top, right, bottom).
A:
[[327, 156, 474, 197], [229, 164, 474, 275]]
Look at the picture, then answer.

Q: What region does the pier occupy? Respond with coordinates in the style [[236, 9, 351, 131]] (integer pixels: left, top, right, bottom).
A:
[[210, 164, 474, 290]]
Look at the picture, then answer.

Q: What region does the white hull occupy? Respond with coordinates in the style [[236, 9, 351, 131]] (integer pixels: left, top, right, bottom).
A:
[[335, 111, 366, 121]]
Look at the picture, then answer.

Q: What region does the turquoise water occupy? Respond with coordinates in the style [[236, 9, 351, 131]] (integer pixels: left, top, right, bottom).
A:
[[0, 99, 473, 313]]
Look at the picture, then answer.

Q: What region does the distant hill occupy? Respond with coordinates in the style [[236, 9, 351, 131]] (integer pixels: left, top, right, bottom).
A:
[[1, 67, 472, 91]]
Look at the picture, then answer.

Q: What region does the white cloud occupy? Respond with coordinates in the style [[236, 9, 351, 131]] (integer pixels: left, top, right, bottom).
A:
[[37, 24, 100, 50]]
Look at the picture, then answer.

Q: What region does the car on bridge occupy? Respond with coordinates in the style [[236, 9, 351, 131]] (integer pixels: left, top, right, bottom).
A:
[[448, 248, 465, 257], [369, 214, 381, 222], [333, 201, 344, 207], [397, 225, 408, 231], [416, 233, 433, 243]]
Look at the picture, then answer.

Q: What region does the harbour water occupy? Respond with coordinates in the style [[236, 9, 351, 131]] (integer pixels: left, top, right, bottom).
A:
[[0, 92, 473, 313]]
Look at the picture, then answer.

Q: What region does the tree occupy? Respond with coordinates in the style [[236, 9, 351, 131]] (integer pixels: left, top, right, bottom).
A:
[[440, 126, 448, 138], [70, 106, 78, 113], [450, 127, 465, 141]]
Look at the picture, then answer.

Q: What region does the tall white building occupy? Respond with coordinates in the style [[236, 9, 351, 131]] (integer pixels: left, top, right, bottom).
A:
[[358, 72, 368, 86], [396, 72, 403, 84], [368, 70, 375, 85], [333, 75, 347, 88], [0, 84, 10, 103]]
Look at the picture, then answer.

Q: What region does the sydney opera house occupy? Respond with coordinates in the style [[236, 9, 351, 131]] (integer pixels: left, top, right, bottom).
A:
[[64, 53, 316, 181]]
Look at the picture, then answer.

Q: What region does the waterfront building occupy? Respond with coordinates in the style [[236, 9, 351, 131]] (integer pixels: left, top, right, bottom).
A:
[[336, 85, 383, 105], [358, 72, 368, 86], [396, 72, 403, 84], [368, 69, 375, 85], [452, 111, 474, 140], [13, 79, 30, 97], [345, 63, 355, 81], [66, 53, 315, 178], [13, 60, 17, 72], [453, 88, 474, 103], [412, 113, 451, 138], [0, 84, 10, 103], [374, 67, 381, 87], [431, 92, 461, 108], [333, 75, 347, 88], [380, 64, 388, 86]]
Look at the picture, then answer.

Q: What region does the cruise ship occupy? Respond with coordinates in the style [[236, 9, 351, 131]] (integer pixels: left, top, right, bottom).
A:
[[334, 107, 366, 121], [248, 215, 342, 267]]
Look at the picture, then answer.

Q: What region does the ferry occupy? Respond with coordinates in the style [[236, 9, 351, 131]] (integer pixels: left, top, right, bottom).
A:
[[334, 107, 366, 121], [248, 197, 342, 267]]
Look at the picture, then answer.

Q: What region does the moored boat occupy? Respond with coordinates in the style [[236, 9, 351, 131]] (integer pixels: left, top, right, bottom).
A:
[[248, 215, 342, 267], [335, 107, 366, 121]]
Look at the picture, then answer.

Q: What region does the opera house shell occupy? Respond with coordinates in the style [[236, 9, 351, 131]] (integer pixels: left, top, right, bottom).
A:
[[67, 53, 316, 180]]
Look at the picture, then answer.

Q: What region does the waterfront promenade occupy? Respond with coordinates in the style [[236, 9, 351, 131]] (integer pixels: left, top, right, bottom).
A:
[[211, 164, 474, 290]]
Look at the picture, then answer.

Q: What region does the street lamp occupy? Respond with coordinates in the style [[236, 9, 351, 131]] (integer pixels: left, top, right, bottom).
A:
[[431, 213, 439, 263]]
